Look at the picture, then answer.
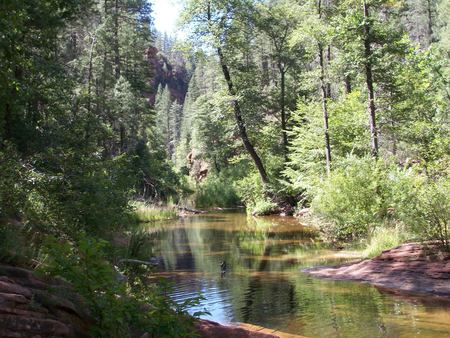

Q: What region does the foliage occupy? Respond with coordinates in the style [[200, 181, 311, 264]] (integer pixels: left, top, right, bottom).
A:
[[286, 92, 369, 195], [251, 200, 279, 216], [40, 234, 198, 337], [194, 174, 241, 208], [311, 156, 388, 239], [1, 0, 450, 333], [234, 172, 281, 215], [0, 223, 37, 267], [0, 0, 200, 336], [312, 155, 449, 246], [0, 144, 30, 219], [396, 176, 450, 249]]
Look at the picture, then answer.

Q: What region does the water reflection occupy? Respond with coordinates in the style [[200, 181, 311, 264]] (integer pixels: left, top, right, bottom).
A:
[[147, 213, 450, 337]]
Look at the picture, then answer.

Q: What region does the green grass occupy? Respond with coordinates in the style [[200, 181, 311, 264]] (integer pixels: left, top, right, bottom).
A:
[[363, 226, 408, 258], [131, 201, 178, 223]]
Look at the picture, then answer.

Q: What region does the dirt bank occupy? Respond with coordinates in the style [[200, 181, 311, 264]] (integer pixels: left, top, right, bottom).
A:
[[302, 243, 450, 297]]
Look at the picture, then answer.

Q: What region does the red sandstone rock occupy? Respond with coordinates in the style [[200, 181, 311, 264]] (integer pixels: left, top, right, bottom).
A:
[[0, 265, 93, 337], [303, 243, 450, 297]]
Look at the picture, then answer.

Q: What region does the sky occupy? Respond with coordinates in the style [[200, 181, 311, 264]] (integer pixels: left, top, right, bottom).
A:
[[152, 0, 183, 34]]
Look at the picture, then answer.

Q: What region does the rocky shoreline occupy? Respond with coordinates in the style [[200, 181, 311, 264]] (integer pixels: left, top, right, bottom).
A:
[[302, 243, 450, 297]]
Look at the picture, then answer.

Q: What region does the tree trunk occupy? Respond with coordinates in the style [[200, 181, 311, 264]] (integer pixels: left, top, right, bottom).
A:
[[87, 34, 96, 113], [319, 44, 332, 174], [427, 0, 434, 44], [326, 45, 332, 98], [344, 75, 352, 94], [279, 63, 288, 162], [113, 0, 120, 79], [217, 47, 270, 184], [363, 0, 379, 157], [206, 1, 269, 184], [318, 0, 332, 174]]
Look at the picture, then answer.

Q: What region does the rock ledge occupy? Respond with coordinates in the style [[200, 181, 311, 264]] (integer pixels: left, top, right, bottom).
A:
[[302, 243, 450, 297]]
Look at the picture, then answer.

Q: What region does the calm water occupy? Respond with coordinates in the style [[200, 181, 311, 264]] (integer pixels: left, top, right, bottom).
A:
[[147, 213, 450, 337]]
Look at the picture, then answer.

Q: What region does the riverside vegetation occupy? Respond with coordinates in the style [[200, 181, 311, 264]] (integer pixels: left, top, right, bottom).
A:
[[0, 0, 449, 337]]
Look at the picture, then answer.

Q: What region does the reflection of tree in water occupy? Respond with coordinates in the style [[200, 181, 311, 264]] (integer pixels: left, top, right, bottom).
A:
[[239, 244, 298, 324], [290, 278, 393, 337]]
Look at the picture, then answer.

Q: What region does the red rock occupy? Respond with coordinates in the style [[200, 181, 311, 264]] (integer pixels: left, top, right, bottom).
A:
[[0, 281, 32, 298], [0, 292, 29, 304], [0, 315, 71, 336], [0, 265, 93, 337], [303, 243, 450, 297]]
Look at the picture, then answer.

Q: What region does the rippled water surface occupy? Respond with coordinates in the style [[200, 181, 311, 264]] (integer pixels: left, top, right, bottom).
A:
[[147, 213, 450, 337]]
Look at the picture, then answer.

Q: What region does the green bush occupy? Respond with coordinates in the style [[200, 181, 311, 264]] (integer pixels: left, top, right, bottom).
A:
[[403, 177, 449, 249], [251, 200, 278, 216], [0, 223, 38, 266], [235, 172, 269, 214], [311, 155, 449, 248], [311, 156, 388, 239], [194, 175, 241, 208], [0, 144, 30, 219]]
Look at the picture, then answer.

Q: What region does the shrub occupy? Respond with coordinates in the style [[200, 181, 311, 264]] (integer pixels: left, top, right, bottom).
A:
[[251, 200, 278, 216], [311, 155, 449, 248], [407, 177, 449, 249], [0, 223, 38, 266], [194, 175, 240, 208], [0, 144, 29, 219], [235, 172, 273, 215], [386, 167, 449, 249], [311, 156, 388, 239]]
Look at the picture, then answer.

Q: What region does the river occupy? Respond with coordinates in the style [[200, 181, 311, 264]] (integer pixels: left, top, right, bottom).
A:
[[147, 212, 450, 337]]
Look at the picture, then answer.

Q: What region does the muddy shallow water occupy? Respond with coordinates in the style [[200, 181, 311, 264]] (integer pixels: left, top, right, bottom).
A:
[[147, 213, 450, 337]]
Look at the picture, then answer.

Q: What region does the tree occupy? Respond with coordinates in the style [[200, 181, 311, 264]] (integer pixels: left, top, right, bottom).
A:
[[254, 1, 300, 161], [182, 0, 270, 184], [291, 0, 333, 172]]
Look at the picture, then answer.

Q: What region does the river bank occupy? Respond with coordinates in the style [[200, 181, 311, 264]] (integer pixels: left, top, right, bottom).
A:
[[302, 242, 450, 297]]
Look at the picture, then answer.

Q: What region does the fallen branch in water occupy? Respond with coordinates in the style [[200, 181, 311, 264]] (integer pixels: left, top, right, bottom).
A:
[[177, 206, 206, 214], [118, 259, 159, 267]]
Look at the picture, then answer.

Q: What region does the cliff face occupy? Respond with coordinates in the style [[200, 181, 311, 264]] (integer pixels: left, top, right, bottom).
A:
[[146, 46, 189, 105]]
